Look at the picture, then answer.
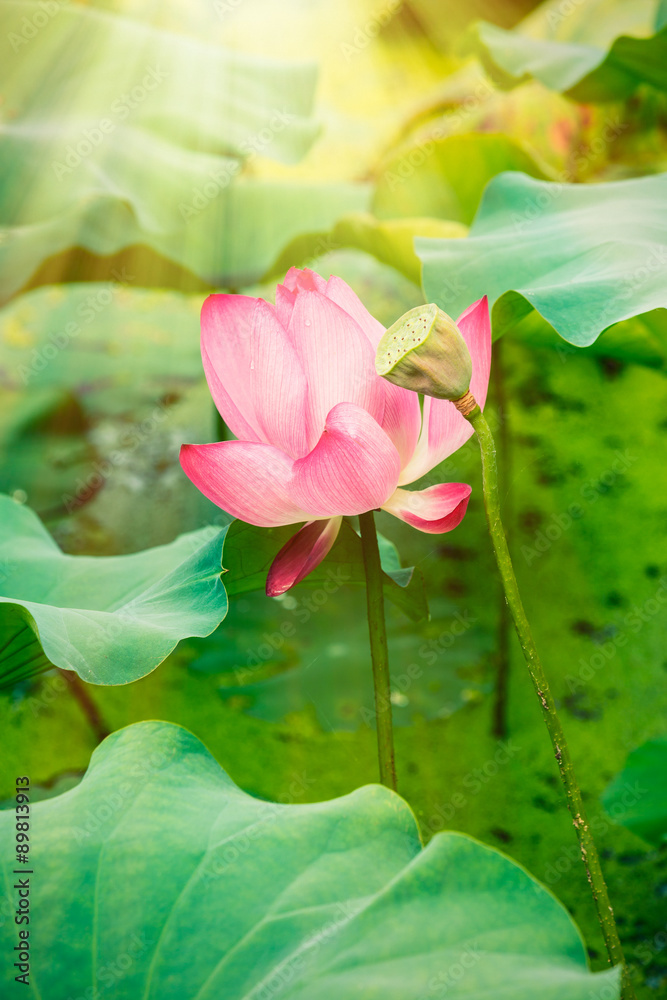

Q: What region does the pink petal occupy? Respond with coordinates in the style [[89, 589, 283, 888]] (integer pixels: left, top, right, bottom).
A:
[[324, 275, 386, 347], [379, 381, 422, 469], [383, 483, 471, 533], [324, 273, 421, 463], [250, 303, 312, 458], [201, 294, 310, 459], [286, 290, 386, 436], [276, 268, 328, 329], [283, 267, 328, 294], [266, 517, 342, 596], [457, 295, 492, 407], [275, 282, 296, 330], [180, 441, 308, 527], [399, 296, 492, 484], [291, 402, 401, 517], [200, 294, 260, 442]]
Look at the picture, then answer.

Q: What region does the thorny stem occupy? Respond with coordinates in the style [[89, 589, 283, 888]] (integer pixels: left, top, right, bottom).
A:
[[358, 510, 397, 791], [463, 402, 634, 999]]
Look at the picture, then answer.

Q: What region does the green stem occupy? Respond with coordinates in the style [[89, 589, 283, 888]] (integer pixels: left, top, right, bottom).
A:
[[465, 404, 634, 998], [491, 337, 511, 739], [358, 510, 397, 791]]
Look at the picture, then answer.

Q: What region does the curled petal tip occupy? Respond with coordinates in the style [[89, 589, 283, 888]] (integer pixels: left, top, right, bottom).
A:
[[266, 517, 342, 595], [383, 482, 471, 534]]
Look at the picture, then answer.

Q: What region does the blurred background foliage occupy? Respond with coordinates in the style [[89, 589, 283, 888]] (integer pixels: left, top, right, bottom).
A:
[[1, 0, 666, 994]]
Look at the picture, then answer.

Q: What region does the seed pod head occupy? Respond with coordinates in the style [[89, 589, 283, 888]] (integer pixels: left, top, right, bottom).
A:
[[375, 303, 472, 401]]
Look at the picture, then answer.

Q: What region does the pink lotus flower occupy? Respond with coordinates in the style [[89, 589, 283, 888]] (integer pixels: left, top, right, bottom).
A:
[[180, 268, 491, 595]]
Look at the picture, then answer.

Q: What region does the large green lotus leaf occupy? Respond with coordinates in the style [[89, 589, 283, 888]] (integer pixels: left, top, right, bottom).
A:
[[374, 132, 554, 226], [0, 2, 370, 301], [418, 171, 667, 355], [0, 719, 619, 999], [223, 519, 429, 622], [0, 496, 228, 687], [466, 0, 667, 101], [602, 737, 667, 847]]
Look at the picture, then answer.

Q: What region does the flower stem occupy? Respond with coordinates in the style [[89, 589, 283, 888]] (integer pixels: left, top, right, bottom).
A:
[[358, 510, 397, 791], [464, 403, 634, 997], [490, 337, 512, 739]]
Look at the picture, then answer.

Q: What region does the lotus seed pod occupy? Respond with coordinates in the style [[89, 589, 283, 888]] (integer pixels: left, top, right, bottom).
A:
[[375, 303, 472, 401]]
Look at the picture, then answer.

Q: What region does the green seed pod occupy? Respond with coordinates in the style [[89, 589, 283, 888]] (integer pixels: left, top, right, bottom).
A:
[[375, 303, 472, 401]]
